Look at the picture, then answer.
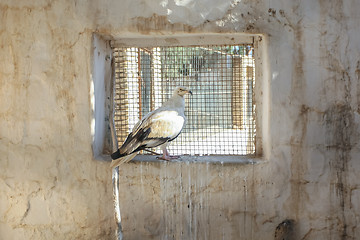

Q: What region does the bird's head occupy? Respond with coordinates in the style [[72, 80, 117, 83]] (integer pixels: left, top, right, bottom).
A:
[[174, 86, 192, 97]]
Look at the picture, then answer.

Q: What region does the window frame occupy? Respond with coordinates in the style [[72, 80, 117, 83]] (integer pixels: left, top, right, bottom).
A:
[[91, 33, 266, 163]]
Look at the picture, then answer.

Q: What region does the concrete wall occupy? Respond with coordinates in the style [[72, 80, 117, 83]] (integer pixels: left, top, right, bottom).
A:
[[1, 0, 360, 239]]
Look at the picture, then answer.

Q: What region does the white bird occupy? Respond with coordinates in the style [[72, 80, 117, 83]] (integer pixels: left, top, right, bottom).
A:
[[110, 86, 192, 168]]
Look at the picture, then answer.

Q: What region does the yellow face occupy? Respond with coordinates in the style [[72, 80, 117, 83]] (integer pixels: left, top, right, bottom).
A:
[[177, 87, 192, 96]]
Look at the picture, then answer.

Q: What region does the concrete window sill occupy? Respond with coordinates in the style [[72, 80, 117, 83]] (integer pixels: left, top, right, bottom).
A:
[[100, 154, 264, 165]]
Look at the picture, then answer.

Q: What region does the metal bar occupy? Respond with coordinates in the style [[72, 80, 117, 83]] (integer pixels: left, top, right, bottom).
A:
[[112, 43, 256, 156], [111, 34, 255, 48], [150, 50, 154, 111], [110, 57, 123, 240], [138, 48, 142, 120]]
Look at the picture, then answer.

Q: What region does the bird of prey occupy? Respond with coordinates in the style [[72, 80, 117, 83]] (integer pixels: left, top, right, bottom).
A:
[[110, 86, 192, 168]]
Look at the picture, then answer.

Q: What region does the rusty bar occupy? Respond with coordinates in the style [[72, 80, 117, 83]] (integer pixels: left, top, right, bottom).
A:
[[137, 48, 142, 120]]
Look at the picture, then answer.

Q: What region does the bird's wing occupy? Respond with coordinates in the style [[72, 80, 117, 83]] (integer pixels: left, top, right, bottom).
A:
[[146, 110, 185, 141], [115, 108, 185, 156]]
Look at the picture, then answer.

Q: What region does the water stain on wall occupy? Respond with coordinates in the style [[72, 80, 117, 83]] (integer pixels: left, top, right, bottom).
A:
[[324, 103, 354, 240], [287, 11, 307, 234], [355, 60, 360, 114], [130, 14, 196, 35], [318, 1, 356, 238]]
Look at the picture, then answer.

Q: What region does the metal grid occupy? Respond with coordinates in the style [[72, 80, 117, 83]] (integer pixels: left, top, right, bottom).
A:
[[112, 44, 255, 156]]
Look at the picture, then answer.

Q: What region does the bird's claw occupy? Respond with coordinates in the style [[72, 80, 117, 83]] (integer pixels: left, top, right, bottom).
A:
[[156, 155, 180, 161]]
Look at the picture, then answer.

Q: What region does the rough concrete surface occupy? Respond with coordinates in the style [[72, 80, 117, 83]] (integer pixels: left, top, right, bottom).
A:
[[1, 0, 360, 239]]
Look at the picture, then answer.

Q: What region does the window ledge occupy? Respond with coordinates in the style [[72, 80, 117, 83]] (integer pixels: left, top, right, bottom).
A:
[[100, 154, 265, 165]]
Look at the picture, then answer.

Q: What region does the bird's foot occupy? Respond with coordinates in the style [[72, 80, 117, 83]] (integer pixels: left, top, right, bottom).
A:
[[156, 155, 180, 161], [158, 148, 180, 161], [157, 156, 171, 161]]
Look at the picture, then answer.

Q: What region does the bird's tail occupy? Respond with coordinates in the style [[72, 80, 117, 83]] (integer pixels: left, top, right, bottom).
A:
[[110, 152, 137, 168]]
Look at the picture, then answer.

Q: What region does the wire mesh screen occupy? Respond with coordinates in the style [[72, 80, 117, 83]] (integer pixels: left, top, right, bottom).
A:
[[112, 44, 255, 156]]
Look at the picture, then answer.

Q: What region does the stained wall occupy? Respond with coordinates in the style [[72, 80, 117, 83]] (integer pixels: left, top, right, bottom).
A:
[[1, 0, 360, 239]]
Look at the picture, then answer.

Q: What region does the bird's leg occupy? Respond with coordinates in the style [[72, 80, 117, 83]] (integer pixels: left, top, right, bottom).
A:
[[163, 148, 180, 159], [157, 148, 180, 161], [159, 149, 172, 161]]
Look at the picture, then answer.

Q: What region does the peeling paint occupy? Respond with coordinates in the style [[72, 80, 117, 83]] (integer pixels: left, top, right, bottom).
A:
[[274, 219, 295, 240]]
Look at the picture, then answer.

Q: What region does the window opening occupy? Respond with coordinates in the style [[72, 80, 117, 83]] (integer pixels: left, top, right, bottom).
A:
[[112, 43, 255, 156]]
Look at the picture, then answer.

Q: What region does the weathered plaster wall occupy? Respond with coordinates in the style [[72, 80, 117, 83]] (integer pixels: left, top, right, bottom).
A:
[[1, 0, 360, 239]]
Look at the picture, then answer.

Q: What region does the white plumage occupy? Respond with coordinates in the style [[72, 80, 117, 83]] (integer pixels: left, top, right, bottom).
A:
[[110, 86, 192, 168]]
